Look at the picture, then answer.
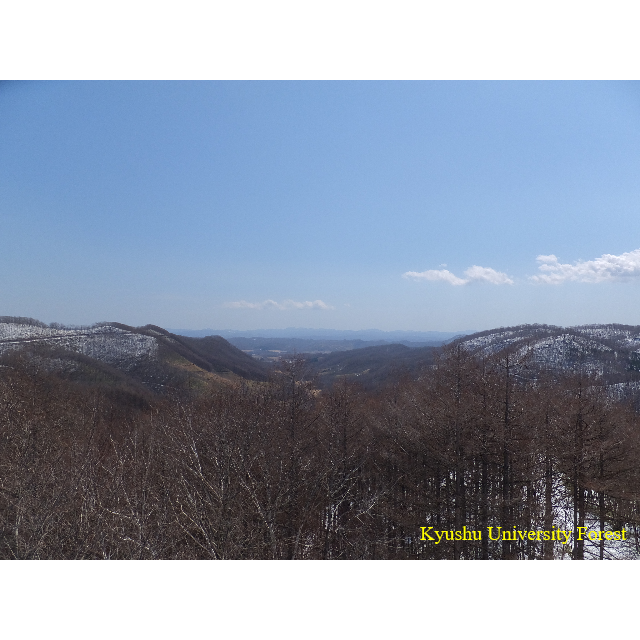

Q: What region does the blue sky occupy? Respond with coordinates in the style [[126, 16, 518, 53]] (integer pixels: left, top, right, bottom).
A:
[[2, 81, 640, 331]]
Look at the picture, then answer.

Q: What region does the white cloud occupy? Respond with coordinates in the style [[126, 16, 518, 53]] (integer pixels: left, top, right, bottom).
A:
[[285, 299, 334, 310], [403, 265, 513, 286], [224, 299, 334, 310], [531, 249, 640, 284], [463, 265, 514, 285], [403, 269, 467, 285]]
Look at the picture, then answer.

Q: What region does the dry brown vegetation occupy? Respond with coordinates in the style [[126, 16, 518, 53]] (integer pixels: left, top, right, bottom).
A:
[[1, 344, 640, 559]]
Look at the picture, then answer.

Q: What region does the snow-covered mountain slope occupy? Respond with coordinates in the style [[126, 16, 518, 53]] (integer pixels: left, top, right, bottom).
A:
[[456, 323, 640, 389], [0, 321, 157, 370], [0, 317, 268, 391]]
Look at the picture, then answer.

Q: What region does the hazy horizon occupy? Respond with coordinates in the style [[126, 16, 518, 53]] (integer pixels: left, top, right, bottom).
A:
[[168, 326, 473, 340]]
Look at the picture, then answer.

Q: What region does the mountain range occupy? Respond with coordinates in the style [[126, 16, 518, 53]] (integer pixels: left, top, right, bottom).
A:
[[172, 327, 469, 342], [3, 317, 640, 398], [303, 323, 640, 391]]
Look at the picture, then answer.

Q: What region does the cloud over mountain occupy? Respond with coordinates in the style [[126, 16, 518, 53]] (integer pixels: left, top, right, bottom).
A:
[[531, 249, 640, 284]]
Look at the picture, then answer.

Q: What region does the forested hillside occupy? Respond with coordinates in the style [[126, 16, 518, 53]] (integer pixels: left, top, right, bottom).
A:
[[2, 327, 640, 559], [298, 323, 640, 396], [0, 317, 268, 397]]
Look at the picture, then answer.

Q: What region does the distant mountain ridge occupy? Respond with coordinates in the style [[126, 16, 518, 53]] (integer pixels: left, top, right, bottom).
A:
[[171, 327, 471, 342], [297, 323, 640, 393], [223, 336, 449, 361]]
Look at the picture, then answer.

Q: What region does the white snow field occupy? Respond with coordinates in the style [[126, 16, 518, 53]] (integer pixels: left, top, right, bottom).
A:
[[0, 321, 158, 370]]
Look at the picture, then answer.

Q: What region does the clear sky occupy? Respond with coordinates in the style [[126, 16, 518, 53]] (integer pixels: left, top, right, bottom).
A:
[[2, 81, 640, 331]]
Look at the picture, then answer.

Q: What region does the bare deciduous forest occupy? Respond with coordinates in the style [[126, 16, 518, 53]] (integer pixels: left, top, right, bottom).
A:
[[2, 343, 640, 560]]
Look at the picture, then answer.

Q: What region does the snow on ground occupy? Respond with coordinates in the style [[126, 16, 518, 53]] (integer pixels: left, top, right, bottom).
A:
[[607, 381, 640, 400], [460, 326, 640, 377], [540, 480, 639, 560], [0, 322, 158, 369]]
